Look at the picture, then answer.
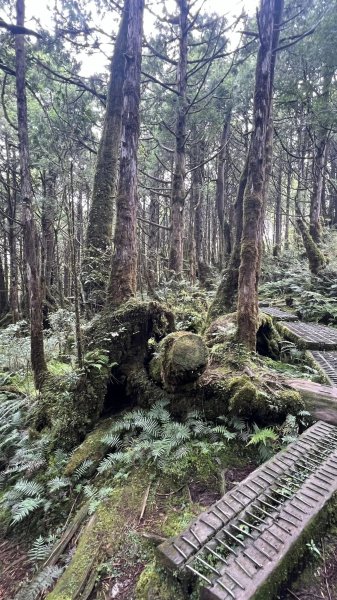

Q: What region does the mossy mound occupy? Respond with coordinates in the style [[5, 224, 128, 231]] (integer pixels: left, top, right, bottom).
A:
[[229, 376, 304, 422], [149, 331, 208, 391], [34, 301, 174, 449]]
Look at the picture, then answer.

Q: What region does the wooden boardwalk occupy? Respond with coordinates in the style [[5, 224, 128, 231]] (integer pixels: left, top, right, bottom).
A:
[[158, 422, 337, 600], [260, 307, 298, 321], [277, 321, 337, 350]]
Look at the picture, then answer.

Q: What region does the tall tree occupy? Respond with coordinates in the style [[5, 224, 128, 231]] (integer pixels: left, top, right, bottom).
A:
[[168, 0, 189, 275], [15, 0, 47, 386], [237, 0, 284, 350], [107, 0, 145, 306], [82, 2, 129, 308]]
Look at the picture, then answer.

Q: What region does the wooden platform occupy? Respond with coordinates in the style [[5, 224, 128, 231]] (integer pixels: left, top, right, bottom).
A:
[[158, 422, 337, 599], [310, 351, 337, 385], [260, 307, 298, 322], [277, 321, 337, 350]]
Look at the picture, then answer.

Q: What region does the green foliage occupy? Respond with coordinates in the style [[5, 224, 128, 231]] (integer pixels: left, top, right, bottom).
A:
[[97, 400, 236, 475], [14, 565, 64, 600]]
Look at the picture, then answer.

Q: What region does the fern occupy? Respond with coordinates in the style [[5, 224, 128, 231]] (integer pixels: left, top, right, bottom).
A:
[[247, 427, 278, 446], [14, 565, 64, 600], [73, 459, 94, 481], [211, 426, 237, 440], [11, 497, 44, 523], [28, 536, 53, 563], [48, 476, 71, 493]]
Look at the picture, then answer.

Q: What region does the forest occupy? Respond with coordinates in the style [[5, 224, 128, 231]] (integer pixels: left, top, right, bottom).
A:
[[1, 0, 337, 598]]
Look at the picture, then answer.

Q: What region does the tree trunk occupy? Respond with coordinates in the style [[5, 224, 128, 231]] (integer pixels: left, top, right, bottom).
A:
[[147, 189, 160, 293], [273, 166, 282, 256], [168, 0, 188, 275], [216, 107, 232, 268], [83, 1, 130, 306], [237, 0, 283, 350], [5, 136, 19, 322], [309, 70, 333, 244], [41, 169, 56, 311], [284, 165, 291, 250], [0, 253, 8, 317], [107, 0, 144, 307], [208, 157, 248, 320], [15, 0, 47, 387]]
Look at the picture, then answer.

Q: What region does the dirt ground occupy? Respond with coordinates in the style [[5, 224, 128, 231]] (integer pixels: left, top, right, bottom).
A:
[[0, 539, 33, 600]]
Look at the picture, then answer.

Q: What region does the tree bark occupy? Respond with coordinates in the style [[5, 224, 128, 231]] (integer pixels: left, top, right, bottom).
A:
[[237, 0, 283, 350], [0, 253, 8, 317], [15, 0, 47, 387], [216, 107, 232, 267], [83, 1, 129, 306], [168, 0, 188, 275], [273, 166, 282, 256], [107, 0, 144, 307], [309, 70, 333, 244]]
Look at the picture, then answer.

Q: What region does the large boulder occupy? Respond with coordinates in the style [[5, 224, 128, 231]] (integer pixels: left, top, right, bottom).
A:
[[149, 331, 208, 391]]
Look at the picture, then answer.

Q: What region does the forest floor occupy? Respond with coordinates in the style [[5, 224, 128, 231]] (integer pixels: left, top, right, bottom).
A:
[[283, 532, 337, 600], [0, 540, 33, 599]]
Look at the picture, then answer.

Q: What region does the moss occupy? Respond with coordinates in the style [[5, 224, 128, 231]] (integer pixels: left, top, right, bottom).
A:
[[47, 473, 147, 600], [149, 331, 208, 391], [276, 389, 305, 414], [34, 301, 174, 450], [305, 351, 331, 384], [63, 418, 114, 477], [229, 380, 259, 418], [135, 561, 185, 600]]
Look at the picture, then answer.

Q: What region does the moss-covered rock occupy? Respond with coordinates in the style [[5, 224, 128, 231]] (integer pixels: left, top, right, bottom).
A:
[[149, 331, 208, 391], [135, 561, 186, 600]]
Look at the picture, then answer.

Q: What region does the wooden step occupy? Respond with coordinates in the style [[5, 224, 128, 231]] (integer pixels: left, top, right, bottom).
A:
[[158, 421, 337, 599]]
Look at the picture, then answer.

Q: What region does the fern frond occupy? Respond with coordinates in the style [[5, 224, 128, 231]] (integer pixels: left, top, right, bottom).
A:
[[211, 426, 237, 440], [73, 459, 94, 481], [101, 433, 122, 449], [11, 497, 44, 523], [48, 477, 71, 493], [247, 427, 278, 446]]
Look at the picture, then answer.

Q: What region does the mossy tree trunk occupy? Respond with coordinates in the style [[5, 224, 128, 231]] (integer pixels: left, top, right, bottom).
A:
[[309, 69, 333, 244], [168, 0, 188, 275], [107, 0, 144, 307], [237, 0, 283, 350], [82, 2, 129, 309], [208, 156, 248, 320], [295, 204, 326, 274], [15, 0, 47, 388]]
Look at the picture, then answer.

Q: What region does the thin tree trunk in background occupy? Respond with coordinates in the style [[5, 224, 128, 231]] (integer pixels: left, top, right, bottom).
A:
[[5, 137, 19, 322], [237, 0, 283, 350], [147, 189, 159, 293], [83, 0, 129, 306], [310, 69, 333, 244], [284, 166, 291, 250], [69, 164, 83, 367], [0, 254, 8, 317], [15, 0, 47, 387], [168, 0, 188, 275], [216, 107, 232, 268], [41, 169, 56, 311], [273, 167, 282, 256], [107, 0, 144, 306]]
